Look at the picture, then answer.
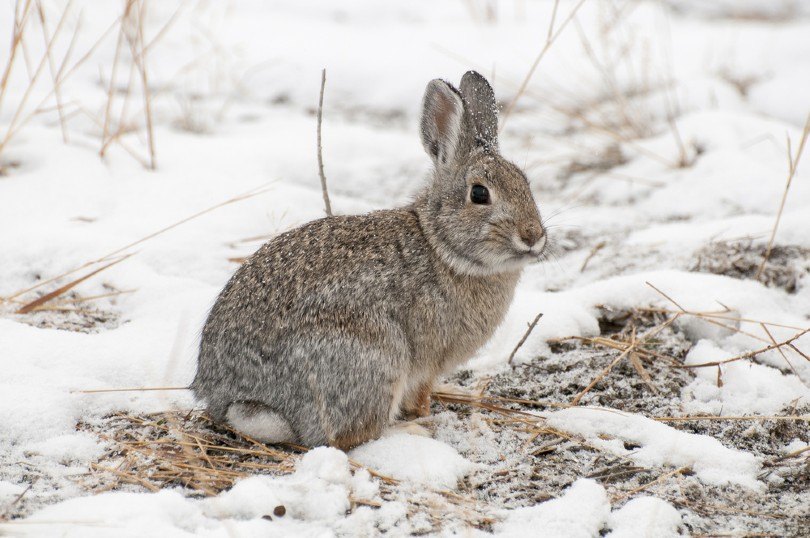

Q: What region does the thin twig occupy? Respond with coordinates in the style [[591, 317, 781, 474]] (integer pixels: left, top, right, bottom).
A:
[[680, 328, 810, 369], [580, 240, 606, 272], [316, 68, 332, 217], [756, 114, 810, 279], [130, 0, 156, 169], [36, 0, 69, 143], [74, 386, 190, 394], [571, 315, 679, 405], [0, 0, 73, 155], [508, 312, 544, 365], [100, 0, 131, 157], [500, 0, 588, 132]]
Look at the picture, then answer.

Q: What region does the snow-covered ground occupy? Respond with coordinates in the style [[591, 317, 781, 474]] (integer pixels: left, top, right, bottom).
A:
[[1, 1, 809, 536]]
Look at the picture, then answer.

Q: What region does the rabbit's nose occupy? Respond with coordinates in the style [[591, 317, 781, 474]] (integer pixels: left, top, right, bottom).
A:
[[519, 224, 543, 248]]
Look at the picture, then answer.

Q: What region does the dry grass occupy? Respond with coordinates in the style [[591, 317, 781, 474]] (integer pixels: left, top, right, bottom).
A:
[[0, 0, 187, 173], [77, 411, 299, 496], [74, 409, 497, 531], [756, 114, 810, 280]]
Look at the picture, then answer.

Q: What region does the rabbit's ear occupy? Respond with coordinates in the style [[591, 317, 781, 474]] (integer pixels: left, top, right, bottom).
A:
[[420, 79, 464, 167], [459, 71, 498, 151]]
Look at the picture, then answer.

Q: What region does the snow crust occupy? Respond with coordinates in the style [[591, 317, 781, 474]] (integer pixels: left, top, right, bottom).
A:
[[545, 408, 762, 490]]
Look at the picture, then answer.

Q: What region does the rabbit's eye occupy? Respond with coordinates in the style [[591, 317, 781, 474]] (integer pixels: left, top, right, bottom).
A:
[[470, 185, 490, 204]]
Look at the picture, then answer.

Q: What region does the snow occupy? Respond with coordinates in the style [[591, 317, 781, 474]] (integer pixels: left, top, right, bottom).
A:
[[606, 496, 683, 538], [8, 448, 377, 537], [1, 0, 809, 535], [496, 479, 610, 538], [683, 339, 810, 415], [545, 407, 762, 490], [497, 480, 685, 538], [349, 433, 475, 489]]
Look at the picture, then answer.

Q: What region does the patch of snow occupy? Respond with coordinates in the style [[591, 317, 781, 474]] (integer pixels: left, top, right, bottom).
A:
[[544, 407, 762, 490], [607, 496, 682, 538], [683, 339, 810, 415], [349, 433, 475, 489], [495, 479, 610, 538]]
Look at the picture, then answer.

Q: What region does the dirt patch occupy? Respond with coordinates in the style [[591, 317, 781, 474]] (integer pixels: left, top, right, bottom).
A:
[[2, 289, 123, 333], [691, 241, 810, 293]]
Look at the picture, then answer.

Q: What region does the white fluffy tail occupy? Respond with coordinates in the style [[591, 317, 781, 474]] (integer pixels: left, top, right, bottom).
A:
[[226, 403, 295, 444]]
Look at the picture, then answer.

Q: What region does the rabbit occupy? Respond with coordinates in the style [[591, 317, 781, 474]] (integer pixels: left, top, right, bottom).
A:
[[191, 71, 547, 450]]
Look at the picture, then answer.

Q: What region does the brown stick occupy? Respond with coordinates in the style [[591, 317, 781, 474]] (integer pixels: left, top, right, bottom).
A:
[[507, 312, 544, 365], [316, 68, 332, 217]]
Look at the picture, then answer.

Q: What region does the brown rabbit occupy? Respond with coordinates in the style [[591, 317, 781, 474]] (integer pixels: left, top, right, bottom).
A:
[[192, 71, 546, 449]]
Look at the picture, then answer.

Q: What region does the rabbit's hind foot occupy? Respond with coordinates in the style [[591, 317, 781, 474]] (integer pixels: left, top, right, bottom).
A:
[[384, 420, 433, 438], [226, 401, 295, 444]]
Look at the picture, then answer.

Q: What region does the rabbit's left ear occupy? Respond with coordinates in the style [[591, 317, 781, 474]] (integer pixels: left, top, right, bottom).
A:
[[459, 71, 498, 152], [421, 79, 465, 167]]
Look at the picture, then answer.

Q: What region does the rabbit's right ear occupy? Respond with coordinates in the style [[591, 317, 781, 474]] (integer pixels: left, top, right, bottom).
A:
[[420, 79, 464, 168]]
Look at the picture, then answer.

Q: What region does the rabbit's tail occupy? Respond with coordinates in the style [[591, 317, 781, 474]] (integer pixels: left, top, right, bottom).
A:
[[225, 401, 295, 444]]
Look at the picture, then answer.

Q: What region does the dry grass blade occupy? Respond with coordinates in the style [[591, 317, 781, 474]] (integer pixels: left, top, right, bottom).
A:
[[0, 0, 73, 155], [571, 317, 678, 405], [8, 184, 272, 304], [36, 0, 69, 142], [316, 68, 332, 217], [580, 240, 606, 272], [680, 327, 810, 369], [432, 390, 552, 424], [75, 386, 189, 394], [16, 254, 133, 314], [628, 351, 657, 394], [126, 0, 156, 169], [0, 0, 34, 116], [764, 445, 810, 467], [646, 281, 770, 344], [499, 0, 588, 132], [760, 323, 804, 383], [756, 113, 810, 279], [100, 1, 131, 158], [611, 466, 688, 502], [507, 312, 543, 365]]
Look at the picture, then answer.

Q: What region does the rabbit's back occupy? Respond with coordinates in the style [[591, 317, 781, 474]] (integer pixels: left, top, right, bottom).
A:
[[193, 209, 438, 443]]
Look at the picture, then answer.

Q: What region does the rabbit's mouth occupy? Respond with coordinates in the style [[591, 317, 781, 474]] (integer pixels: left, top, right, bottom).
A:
[[509, 233, 548, 260]]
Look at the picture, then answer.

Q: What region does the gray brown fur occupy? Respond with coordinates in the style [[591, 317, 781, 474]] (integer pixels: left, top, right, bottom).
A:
[[192, 71, 546, 449]]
